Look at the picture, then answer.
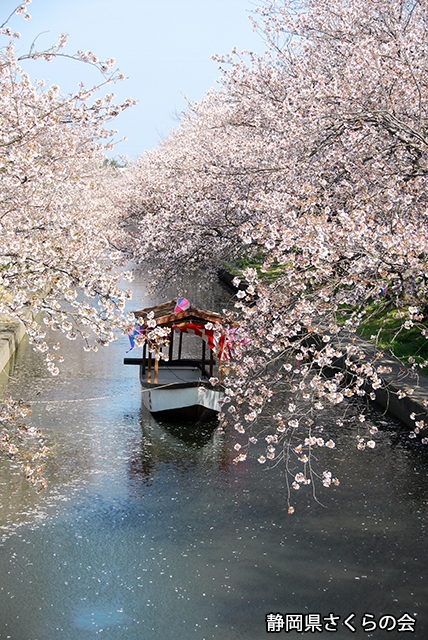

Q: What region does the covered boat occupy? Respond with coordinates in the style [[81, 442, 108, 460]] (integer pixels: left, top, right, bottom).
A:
[[124, 300, 231, 422]]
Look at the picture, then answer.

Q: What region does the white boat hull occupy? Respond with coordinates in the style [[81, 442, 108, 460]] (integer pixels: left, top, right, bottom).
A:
[[142, 384, 222, 414], [140, 364, 223, 422]]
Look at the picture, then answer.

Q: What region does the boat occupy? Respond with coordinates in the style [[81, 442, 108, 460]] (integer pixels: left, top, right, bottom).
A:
[[124, 299, 231, 422]]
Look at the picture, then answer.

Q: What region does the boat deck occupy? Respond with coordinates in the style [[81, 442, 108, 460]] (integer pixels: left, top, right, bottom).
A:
[[141, 365, 203, 385]]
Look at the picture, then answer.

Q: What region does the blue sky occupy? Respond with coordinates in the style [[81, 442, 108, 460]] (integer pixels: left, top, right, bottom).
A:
[[5, 0, 266, 158]]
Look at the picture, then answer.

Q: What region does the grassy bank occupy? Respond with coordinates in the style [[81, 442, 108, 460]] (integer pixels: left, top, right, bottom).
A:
[[348, 303, 428, 372], [224, 257, 428, 372]]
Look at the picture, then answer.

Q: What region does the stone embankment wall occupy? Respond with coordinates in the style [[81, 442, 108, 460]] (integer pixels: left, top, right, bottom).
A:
[[327, 330, 428, 431], [0, 317, 27, 375]]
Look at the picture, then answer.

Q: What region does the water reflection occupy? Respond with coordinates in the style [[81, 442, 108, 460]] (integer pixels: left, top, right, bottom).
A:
[[73, 606, 131, 632], [127, 409, 230, 496], [147, 413, 221, 449]]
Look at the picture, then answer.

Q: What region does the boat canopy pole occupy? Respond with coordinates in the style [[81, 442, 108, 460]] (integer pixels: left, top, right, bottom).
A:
[[154, 348, 159, 384], [168, 328, 174, 361], [147, 351, 152, 383], [178, 331, 183, 361], [202, 340, 206, 377]]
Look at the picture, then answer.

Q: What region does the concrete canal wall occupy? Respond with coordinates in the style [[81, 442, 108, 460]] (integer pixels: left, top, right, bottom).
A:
[[0, 313, 31, 377], [219, 269, 428, 434], [328, 330, 428, 431]]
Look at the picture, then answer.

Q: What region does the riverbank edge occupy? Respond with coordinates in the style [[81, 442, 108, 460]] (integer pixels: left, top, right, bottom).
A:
[[0, 312, 32, 378], [219, 269, 428, 435]]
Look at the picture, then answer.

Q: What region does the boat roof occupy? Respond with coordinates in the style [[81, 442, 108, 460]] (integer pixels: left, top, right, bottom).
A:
[[132, 300, 225, 328]]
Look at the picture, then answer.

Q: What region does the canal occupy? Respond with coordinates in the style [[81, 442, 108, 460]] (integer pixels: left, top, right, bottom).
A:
[[1, 272, 428, 639]]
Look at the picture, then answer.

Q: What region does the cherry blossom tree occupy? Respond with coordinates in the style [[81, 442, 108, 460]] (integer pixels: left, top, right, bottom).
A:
[[0, 3, 135, 489], [125, 0, 428, 510]]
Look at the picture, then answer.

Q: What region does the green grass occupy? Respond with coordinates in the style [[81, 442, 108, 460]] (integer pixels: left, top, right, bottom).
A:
[[342, 302, 428, 372], [223, 253, 286, 284], [225, 254, 428, 372]]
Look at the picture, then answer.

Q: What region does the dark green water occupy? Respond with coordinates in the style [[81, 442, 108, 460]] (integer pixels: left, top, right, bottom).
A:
[[1, 276, 428, 639]]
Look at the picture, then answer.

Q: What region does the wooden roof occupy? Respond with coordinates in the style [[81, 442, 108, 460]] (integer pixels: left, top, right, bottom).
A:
[[132, 300, 225, 328]]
